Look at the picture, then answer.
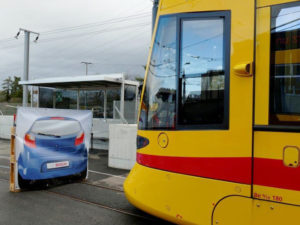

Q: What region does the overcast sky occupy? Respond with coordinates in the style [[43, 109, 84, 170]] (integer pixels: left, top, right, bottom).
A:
[[0, 0, 153, 85]]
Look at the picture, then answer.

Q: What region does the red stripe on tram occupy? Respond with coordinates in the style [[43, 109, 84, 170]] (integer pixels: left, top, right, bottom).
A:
[[137, 153, 252, 184], [254, 158, 300, 192], [137, 153, 300, 191]]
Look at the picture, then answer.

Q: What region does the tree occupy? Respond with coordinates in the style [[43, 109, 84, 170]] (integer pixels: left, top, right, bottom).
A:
[[135, 77, 144, 83], [2, 77, 12, 102], [11, 76, 23, 98]]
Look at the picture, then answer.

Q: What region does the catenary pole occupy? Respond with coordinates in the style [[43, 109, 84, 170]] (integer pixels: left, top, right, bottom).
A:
[[15, 28, 40, 107], [23, 31, 30, 107]]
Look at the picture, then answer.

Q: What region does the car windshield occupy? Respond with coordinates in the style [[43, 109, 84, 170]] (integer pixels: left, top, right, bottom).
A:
[[31, 119, 81, 136]]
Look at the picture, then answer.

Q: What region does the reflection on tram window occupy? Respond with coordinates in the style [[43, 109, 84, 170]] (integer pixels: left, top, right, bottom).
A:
[[270, 2, 300, 125], [179, 19, 225, 125], [139, 16, 177, 129]]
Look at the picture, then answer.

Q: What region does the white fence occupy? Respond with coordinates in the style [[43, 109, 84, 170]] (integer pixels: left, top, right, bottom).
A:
[[0, 116, 14, 139], [113, 100, 138, 124], [108, 124, 137, 170]]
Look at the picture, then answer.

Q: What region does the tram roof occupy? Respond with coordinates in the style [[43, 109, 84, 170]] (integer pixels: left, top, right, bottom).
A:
[[19, 73, 139, 90]]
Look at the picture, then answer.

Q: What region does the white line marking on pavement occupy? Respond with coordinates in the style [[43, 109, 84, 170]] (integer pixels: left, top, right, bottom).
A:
[[88, 170, 126, 179], [0, 165, 9, 169], [0, 165, 127, 179], [0, 156, 10, 160]]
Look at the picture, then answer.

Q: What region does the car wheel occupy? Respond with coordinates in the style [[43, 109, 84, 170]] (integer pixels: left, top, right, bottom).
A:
[[79, 168, 87, 180], [18, 173, 31, 189]]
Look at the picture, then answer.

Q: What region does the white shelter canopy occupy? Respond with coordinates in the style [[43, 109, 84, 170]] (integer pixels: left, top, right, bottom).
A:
[[19, 73, 139, 89], [19, 73, 140, 122]]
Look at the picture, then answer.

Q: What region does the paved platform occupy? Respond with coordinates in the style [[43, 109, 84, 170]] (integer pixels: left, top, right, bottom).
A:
[[0, 139, 173, 225]]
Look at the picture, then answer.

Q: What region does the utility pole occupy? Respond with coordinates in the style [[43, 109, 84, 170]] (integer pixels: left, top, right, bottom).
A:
[[81, 62, 92, 75], [15, 28, 39, 107], [81, 62, 92, 110]]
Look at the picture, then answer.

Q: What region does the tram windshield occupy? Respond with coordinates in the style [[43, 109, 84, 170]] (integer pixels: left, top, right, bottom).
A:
[[139, 13, 229, 130], [139, 16, 177, 130]]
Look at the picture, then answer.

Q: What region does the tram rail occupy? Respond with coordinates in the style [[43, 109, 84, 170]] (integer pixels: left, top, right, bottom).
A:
[[0, 177, 158, 223]]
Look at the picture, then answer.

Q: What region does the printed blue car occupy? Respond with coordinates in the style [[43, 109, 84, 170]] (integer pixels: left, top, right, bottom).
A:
[[18, 117, 87, 188]]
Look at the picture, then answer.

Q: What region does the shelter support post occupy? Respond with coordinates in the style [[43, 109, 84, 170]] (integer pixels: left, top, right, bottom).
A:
[[113, 101, 116, 119], [53, 90, 56, 109], [77, 89, 80, 110], [30, 86, 33, 107], [120, 75, 125, 121], [104, 89, 107, 119], [37, 87, 39, 108], [135, 85, 139, 122]]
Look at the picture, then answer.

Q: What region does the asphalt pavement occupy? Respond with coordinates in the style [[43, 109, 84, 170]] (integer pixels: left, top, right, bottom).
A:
[[0, 139, 173, 225]]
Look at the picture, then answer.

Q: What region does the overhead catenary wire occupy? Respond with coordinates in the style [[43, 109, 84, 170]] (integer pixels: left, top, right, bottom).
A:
[[78, 24, 149, 59], [276, 22, 300, 32], [39, 22, 151, 43], [1, 24, 149, 77], [41, 12, 151, 35], [0, 11, 150, 47], [30, 22, 150, 66], [0, 6, 152, 79], [0, 22, 150, 51], [74, 26, 149, 74]]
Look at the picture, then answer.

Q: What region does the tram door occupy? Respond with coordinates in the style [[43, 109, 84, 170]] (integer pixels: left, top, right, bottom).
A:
[[254, 0, 300, 206]]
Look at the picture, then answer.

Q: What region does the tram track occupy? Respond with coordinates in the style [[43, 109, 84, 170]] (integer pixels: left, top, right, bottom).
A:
[[0, 163, 125, 192], [43, 189, 154, 221], [0, 162, 163, 223], [0, 177, 158, 223], [79, 180, 124, 193]]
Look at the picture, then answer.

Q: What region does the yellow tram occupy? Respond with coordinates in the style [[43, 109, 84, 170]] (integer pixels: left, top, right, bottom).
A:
[[124, 0, 300, 224]]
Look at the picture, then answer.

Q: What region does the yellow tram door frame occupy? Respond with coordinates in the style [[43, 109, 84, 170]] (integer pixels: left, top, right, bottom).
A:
[[211, 0, 300, 224], [254, 0, 300, 206]]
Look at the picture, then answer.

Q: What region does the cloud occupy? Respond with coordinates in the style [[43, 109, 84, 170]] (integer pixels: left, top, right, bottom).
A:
[[0, 0, 152, 85]]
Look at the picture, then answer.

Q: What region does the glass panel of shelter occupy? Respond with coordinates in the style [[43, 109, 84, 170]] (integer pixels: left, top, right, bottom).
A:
[[38, 86, 138, 121]]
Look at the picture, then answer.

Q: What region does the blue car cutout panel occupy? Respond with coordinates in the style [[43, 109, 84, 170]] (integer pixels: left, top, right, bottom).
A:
[[18, 117, 87, 181]]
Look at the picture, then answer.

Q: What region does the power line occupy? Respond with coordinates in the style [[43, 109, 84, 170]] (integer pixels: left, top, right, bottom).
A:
[[0, 22, 150, 50], [75, 24, 150, 59], [0, 12, 150, 46], [272, 17, 300, 30], [39, 22, 150, 43], [277, 22, 300, 32], [272, 9, 300, 18], [41, 12, 150, 35], [0, 38, 15, 43]]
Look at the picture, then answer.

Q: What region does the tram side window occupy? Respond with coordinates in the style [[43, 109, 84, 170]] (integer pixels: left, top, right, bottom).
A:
[[270, 2, 300, 125], [139, 16, 177, 129], [178, 18, 227, 127]]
